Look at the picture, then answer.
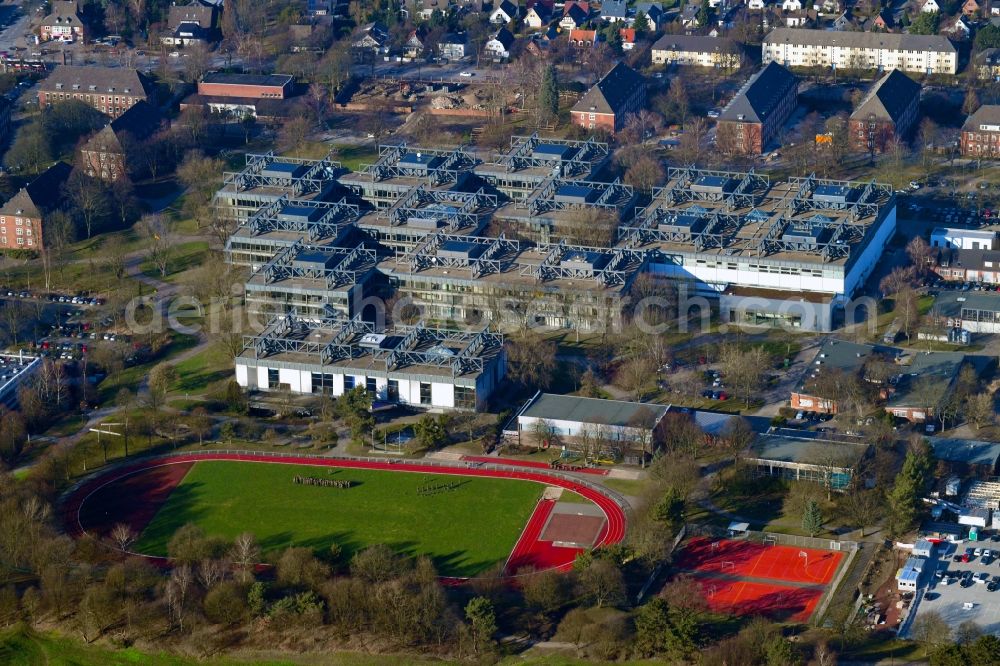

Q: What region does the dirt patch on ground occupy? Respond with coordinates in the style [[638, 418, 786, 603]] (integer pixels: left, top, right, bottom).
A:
[[541, 513, 605, 547], [76, 462, 193, 538]]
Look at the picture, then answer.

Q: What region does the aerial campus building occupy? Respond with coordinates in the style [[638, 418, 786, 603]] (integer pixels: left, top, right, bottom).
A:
[[221, 142, 898, 409], [620, 168, 896, 331], [234, 316, 505, 411]]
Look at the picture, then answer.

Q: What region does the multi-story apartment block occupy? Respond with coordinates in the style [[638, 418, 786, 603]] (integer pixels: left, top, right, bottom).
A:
[[961, 105, 1000, 158], [716, 62, 798, 155], [849, 70, 921, 153], [762, 28, 958, 75], [37, 66, 154, 119], [651, 35, 742, 69]]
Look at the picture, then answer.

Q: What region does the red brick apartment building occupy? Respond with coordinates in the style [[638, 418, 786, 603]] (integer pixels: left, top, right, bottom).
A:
[[37, 66, 154, 119], [570, 62, 646, 134], [0, 163, 72, 253], [849, 70, 921, 153], [961, 105, 1000, 158], [197, 73, 294, 99], [716, 62, 797, 155]]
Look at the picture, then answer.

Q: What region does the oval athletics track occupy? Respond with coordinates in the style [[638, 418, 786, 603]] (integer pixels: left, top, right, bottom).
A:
[[62, 453, 628, 577]]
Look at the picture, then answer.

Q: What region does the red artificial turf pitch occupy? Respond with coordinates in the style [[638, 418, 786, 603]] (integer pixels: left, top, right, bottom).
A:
[[694, 576, 823, 623], [75, 462, 193, 538], [461, 456, 610, 476], [675, 537, 843, 585], [505, 500, 585, 575]]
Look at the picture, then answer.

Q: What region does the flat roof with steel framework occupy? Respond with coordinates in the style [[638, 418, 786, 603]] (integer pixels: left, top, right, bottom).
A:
[[382, 233, 647, 292], [239, 315, 503, 379], [474, 133, 610, 182], [244, 241, 379, 295], [217, 151, 342, 198], [621, 167, 894, 266]]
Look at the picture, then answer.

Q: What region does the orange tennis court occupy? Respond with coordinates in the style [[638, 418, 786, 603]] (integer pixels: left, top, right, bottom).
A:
[[693, 576, 823, 623], [675, 537, 843, 585]]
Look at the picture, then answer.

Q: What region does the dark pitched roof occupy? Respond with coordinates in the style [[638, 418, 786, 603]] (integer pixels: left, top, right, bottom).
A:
[[41, 1, 83, 28], [850, 70, 920, 124], [39, 65, 153, 98], [168, 3, 216, 28], [571, 62, 644, 115], [963, 104, 1000, 131], [0, 162, 72, 219], [564, 2, 589, 23], [491, 26, 515, 48], [719, 61, 797, 124], [652, 34, 737, 54], [108, 100, 162, 140]]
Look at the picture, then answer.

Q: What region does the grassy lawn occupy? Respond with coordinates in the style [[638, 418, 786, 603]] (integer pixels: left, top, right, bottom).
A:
[[171, 344, 231, 395], [140, 241, 210, 284], [601, 477, 647, 496], [329, 143, 378, 172], [134, 461, 543, 577], [97, 332, 200, 402]]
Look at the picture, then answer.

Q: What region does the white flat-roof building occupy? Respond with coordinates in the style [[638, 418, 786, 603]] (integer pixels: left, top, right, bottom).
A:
[[0, 352, 41, 409], [897, 556, 926, 592], [931, 227, 997, 250], [234, 317, 506, 411]]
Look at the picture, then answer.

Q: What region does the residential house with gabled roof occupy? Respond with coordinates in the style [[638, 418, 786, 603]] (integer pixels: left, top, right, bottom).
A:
[[439, 32, 469, 60], [946, 14, 972, 39], [37, 65, 154, 119], [79, 101, 164, 182], [0, 162, 73, 253], [975, 48, 1000, 80], [921, 0, 939, 11], [963, 0, 983, 16], [620, 28, 636, 50], [351, 22, 390, 62], [162, 2, 218, 46], [570, 61, 646, 133], [635, 2, 665, 26], [525, 3, 553, 26], [40, 1, 86, 43], [716, 61, 798, 154], [484, 26, 515, 59], [403, 30, 426, 59], [490, 0, 519, 23], [568, 28, 597, 46], [560, 1, 591, 28], [868, 9, 894, 31], [849, 70, 921, 153], [991, 0, 1000, 15], [602, 0, 630, 22]]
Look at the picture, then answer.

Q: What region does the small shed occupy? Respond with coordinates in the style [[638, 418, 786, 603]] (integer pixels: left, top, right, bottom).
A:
[[913, 539, 934, 558]]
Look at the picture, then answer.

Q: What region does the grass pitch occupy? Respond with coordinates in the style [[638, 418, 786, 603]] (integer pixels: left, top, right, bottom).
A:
[[134, 461, 543, 577]]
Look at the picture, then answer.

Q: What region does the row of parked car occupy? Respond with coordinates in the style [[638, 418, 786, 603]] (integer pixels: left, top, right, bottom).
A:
[[952, 546, 1000, 565], [1, 289, 105, 306], [937, 569, 1000, 592]]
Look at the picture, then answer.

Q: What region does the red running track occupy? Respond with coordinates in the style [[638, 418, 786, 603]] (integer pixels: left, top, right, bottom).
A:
[[461, 455, 610, 476], [62, 453, 628, 577], [502, 499, 587, 575]]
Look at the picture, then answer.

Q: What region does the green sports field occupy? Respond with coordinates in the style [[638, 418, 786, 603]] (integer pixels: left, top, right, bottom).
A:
[[134, 462, 543, 577]]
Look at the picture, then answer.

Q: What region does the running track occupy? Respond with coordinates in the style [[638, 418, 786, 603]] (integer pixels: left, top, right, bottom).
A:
[[61, 453, 628, 577]]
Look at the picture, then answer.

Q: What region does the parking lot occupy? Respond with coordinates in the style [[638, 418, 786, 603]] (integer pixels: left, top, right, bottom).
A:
[[904, 540, 1000, 637]]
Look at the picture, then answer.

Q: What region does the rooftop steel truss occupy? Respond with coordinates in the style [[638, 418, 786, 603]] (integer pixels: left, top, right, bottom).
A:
[[244, 195, 360, 241], [257, 242, 377, 290], [360, 142, 476, 186], [382, 185, 497, 229], [223, 151, 341, 195], [493, 134, 609, 178], [243, 316, 501, 377]]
